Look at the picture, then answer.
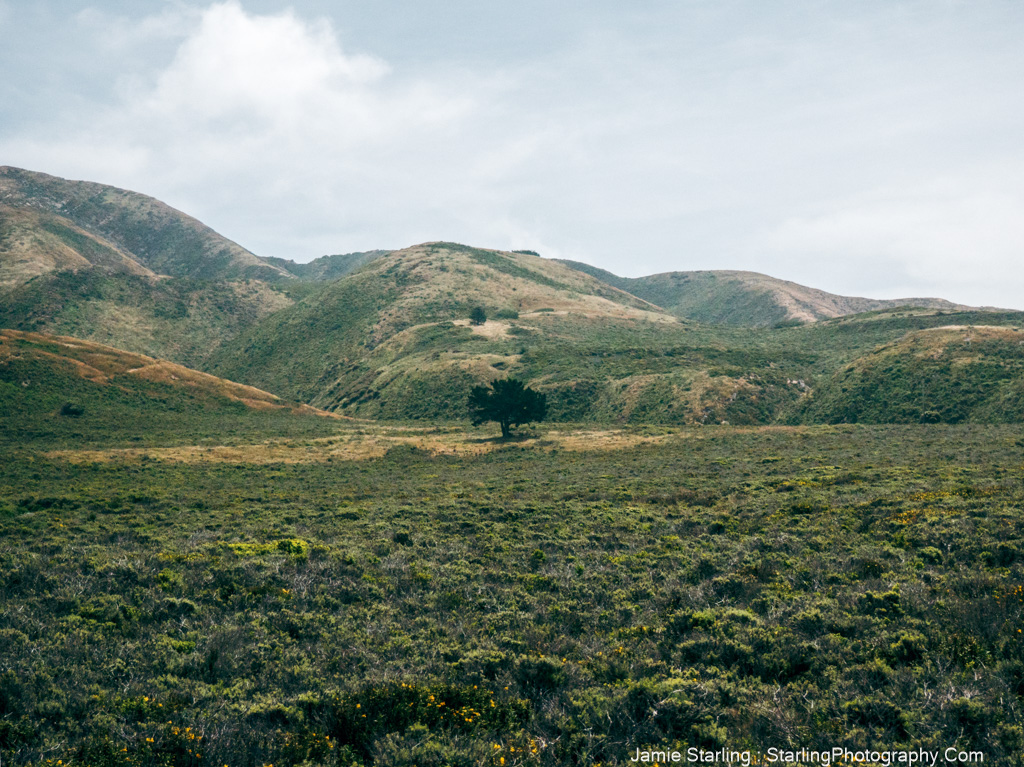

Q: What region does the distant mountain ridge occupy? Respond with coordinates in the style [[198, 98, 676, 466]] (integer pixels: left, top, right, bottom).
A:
[[557, 260, 986, 326], [263, 250, 393, 281]]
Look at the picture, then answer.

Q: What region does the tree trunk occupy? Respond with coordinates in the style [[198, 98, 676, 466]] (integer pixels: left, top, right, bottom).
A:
[[500, 420, 511, 438]]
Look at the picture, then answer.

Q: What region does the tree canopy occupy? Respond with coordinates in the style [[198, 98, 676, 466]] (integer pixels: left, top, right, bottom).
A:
[[468, 378, 547, 438], [469, 306, 487, 326]]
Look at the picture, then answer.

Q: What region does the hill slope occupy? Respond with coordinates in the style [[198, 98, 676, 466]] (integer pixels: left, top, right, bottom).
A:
[[0, 268, 293, 369], [0, 166, 291, 282], [0, 205, 158, 289], [0, 167, 300, 366], [794, 325, 1024, 424], [211, 242, 846, 426], [209, 242, 704, 413], [0, 329, 333, 447], [558, 261, 983, 326]]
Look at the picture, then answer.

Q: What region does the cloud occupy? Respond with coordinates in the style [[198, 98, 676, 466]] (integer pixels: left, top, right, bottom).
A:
[[754, 174, 1024, 308], [3, 1, 1024, 308], [144, 2, 387, 127], [2, 1, 487, 252]]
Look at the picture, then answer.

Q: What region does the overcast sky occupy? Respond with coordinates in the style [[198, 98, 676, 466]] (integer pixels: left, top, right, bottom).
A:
[[2, 1, 1023, 307]]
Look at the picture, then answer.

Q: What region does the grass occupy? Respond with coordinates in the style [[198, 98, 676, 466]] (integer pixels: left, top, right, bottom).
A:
[[0, 329, 341, 451], [0, 270, 293, 369], [2, 421, 1023, 765]]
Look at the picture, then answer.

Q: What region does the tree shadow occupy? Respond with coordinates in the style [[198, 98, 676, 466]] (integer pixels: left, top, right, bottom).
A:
[[466, 432, 539, 445]]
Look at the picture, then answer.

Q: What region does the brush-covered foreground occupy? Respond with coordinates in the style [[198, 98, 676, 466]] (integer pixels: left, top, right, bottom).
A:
[[2, 423, 1023, 766]]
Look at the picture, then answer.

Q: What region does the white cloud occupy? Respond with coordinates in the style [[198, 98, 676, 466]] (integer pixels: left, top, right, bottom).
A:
[[144, 2, 387, 126], [3, 1, 1024, 307], [3, 2, 486, 252], [754, 174, 1024, 308]]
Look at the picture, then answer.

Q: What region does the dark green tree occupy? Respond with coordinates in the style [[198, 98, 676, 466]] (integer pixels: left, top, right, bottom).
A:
[[468, 378, 547, 438], [469, 306, 487, 326]]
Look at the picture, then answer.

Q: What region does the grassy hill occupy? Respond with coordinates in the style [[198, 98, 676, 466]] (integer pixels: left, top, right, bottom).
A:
[[0, 167, 304, 365], [558, 260, 984, 326], [0, 269, 293, 369], [0, 166, 291, 282], [0, 329, 336, 448], [794, 324, 1024, 424], [210, 243, 822, 425], [211, 242, 1024, 426], [3, 167, 1023, 427], [210, 242, 786, 421]]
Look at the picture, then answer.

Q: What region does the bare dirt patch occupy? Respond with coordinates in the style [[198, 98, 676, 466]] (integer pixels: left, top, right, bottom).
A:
[[46, 427, 682, 465], [452, 319, 513, 339]]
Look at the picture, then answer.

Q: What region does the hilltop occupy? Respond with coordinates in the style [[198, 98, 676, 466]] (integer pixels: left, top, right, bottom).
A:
[[0, 166, 290, 282], [209, 242, 693, 416], [559, 261, 983, 326]]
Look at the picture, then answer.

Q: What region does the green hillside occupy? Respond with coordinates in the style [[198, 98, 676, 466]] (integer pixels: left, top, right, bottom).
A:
[[795, 324, 1024, 424], [209, 242, 682, 412], [0, 329, 337, 448], [210, 243, 816, 425], [0, 269, 293, 369], [3, 167, 1024, 427]]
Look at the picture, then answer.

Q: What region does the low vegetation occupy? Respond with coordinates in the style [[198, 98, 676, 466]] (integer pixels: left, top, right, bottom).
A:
[[1, 421, 1023, 765], [3, 168, 1024, 767]]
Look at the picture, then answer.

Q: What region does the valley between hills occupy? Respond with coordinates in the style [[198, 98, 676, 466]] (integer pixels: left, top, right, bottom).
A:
[[2, 167, 1024, 766]]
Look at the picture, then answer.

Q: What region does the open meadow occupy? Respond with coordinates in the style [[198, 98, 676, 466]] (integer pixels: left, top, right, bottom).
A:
[[2, 422, 1023, 765]]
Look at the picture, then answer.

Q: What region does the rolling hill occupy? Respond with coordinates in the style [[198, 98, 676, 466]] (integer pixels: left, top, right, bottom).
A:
[[3, 166, 1023, 426], [558, 261, 983, 326], [0, 167, 301, 366], [209, 242, 686, 414], [793, 324, 1024, 424], [0, 166, 291, 282], [0, 328, 335, 447]]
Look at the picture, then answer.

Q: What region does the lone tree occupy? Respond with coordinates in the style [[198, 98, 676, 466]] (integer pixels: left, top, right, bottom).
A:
[[469, 306, 487, 326], [468, 378, 547, 438]]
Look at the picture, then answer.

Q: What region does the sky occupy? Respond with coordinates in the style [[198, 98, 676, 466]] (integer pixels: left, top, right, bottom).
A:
[[2, 1, 1023, 308]]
